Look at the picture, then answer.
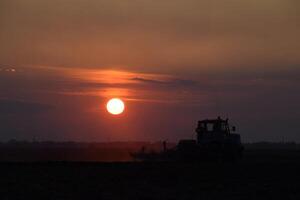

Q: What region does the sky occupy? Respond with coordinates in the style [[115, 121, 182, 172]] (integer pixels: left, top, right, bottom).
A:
[[0, 0, 299, 142]]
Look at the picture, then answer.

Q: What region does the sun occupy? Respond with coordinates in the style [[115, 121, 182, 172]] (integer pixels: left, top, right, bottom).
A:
[[106, 98, 125, 115]]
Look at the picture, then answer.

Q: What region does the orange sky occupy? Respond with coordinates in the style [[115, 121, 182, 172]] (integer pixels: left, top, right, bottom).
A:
[[0, 0, 299, 142], [1, 0, 299, 72]]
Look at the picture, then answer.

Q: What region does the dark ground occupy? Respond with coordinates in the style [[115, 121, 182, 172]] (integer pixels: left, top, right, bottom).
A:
[[0, 150, 300, 200]]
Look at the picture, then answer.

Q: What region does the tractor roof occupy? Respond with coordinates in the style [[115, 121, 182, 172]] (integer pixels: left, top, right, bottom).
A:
[[198, 117, 228, 124]]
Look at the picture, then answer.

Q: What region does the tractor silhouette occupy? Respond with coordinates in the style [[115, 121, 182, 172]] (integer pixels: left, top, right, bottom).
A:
[[132, 117, 243, 161]]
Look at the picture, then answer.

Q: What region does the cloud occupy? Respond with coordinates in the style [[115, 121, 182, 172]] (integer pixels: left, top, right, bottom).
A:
[[131, 77, 197, 87], [131, 77, 166, 84], [0, 99, 53, 115]]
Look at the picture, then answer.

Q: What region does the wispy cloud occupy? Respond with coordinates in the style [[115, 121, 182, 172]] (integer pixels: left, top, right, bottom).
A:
[[131, 77, 197, 87], [0, 99, 52, 115]]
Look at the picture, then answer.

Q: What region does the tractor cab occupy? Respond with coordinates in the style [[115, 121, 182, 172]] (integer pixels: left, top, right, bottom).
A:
[[196, 117, 235, 145]]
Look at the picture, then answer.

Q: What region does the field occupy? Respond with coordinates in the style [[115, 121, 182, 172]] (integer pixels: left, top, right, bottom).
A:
[[0, 149, 300, 200]]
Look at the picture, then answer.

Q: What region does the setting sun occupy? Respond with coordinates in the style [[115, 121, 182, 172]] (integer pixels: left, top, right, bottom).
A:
[[106, 98, 125, 115]]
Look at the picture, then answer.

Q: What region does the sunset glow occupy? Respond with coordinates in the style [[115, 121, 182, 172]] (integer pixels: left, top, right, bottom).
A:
[[106, 98, 125, 115], [0, 0, 299, 142]]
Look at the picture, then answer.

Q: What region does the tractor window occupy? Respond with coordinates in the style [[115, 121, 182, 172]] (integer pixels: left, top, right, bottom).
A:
[[221, 123, 227, 131], [199, 123, 205, 128], [207, 123, 214, 131]]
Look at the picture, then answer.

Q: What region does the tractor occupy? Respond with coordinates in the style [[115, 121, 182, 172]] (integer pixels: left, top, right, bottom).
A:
[[132, 117, 244, 161]]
